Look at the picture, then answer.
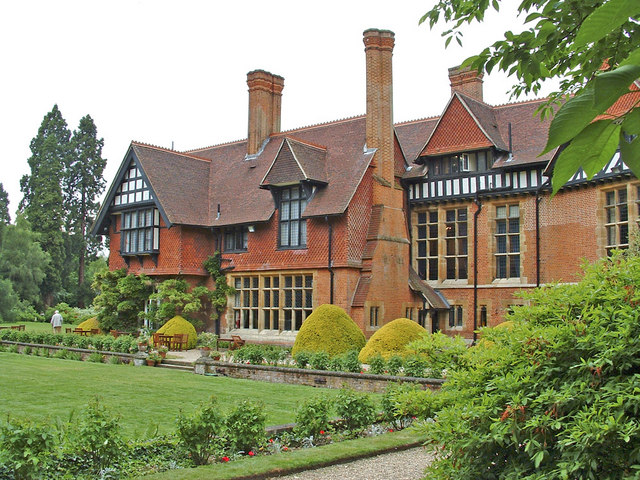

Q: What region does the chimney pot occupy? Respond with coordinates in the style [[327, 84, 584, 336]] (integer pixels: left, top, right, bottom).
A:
[[448, 65, 484, 102], [363, 28, 396, 205], [247, 70, 285, 156]]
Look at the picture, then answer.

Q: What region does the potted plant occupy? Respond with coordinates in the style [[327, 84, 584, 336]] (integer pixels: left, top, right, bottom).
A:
[[157, 345, 168, 359], [147, 351, 162, 366], [137, 331, 150, 352], [196, 332, 218, 357]]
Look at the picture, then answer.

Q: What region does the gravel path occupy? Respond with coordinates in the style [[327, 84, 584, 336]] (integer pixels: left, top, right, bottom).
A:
[[267, 447, 433, 480]]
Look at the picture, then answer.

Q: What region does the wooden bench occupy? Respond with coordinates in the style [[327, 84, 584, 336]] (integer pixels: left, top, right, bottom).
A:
[[10, 325, 25, 331], [217, 335, 245, 350]]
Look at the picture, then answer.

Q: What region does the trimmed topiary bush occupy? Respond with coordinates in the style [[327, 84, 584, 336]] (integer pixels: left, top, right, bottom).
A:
[[76, 316, 101, 333], [292, 304, 366, 358], [358, 317, 426, 363], [156, 315, 197, 349]]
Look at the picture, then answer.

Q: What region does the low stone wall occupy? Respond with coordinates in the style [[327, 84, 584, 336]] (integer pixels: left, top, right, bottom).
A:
[[195, 358, 444, 393], [1, 340, 136, 364]]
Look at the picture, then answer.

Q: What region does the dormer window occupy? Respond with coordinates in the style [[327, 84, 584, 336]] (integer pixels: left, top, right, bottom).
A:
[[224, 227, 248, 253], [279, 185, 307, 248], [427, 150, 491, 177]]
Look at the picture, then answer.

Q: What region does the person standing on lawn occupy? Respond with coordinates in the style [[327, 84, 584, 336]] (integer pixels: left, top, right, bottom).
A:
[[50, 310, 63, 333]]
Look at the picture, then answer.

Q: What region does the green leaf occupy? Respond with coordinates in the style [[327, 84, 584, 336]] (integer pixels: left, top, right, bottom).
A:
[[620, 47, 640, 67], [594, 65, 640, 108], [575, 0, 640, 46], [544, 65, 640, 155], [551, 120, 621, 194], [543, 88, 600, 154], [620, 133, 640, 179], [622, 107, 640, 135]]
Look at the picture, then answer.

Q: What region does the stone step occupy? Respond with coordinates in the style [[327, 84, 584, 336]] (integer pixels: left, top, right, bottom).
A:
[[157, 361, 192, 372]]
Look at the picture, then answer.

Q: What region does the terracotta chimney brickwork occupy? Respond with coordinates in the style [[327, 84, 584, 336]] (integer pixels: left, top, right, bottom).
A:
[[247, 70, 285, 155], [449, 65, 484, 102], [356, 28, 415, 334], [363, 29, 396, 205]]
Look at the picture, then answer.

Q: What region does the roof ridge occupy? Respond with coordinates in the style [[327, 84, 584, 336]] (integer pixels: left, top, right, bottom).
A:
[[132, 141, 212, 163], [492, 97, 550, 108], [394, 115, 440, 126], [183, 138, 246, 154], [282, 136, 327, 151], [279, 114, 366, 134]]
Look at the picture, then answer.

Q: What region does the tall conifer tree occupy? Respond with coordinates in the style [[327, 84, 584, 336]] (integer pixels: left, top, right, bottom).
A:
[[0, 183, 10, 225], [66, 115, 106, 306], [19, 104, 70, 306]]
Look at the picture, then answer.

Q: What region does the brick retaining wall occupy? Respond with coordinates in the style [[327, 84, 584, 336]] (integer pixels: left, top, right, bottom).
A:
[[195, 358, 444, 393]]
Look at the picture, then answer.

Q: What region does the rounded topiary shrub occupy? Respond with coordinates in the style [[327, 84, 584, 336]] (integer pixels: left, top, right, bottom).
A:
[[292, 304, 366, 358], [358, 317, 426, 363], [156, 315, 197, 349], [76, 317, 100, 333]]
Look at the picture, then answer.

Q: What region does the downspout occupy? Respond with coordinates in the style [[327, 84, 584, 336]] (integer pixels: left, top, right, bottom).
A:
[[326, 216, 334, 304], [473, 192, 483, 344], [535, 180, 549, 287], [536, 190, 541, 287]]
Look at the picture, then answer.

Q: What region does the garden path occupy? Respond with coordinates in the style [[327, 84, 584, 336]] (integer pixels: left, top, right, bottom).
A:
[[267, 447, 434, 480]]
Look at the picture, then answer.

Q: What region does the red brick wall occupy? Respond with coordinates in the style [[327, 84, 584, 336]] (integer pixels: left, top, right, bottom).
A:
[[107, 215, 214, 277], [413, 182, 625, 340]]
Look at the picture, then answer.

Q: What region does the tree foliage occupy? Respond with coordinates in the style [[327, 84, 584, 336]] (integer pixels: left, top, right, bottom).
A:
[[0, 215, 50, 310], [65, 114, 107, 302], [0, 183, 10, 225], [422, 251, 640, 478], [19, 104, 69, 304], [92, 268, 153, 332], [147, 278, 212, 329], [421, 0, 640, 194]]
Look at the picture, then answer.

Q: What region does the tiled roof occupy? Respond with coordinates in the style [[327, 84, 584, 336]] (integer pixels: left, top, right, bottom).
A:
[[176, 116, 372, 227], [132, 144, 212, 226], [395, 117, 437, 165], [408, 267, 450, 309], [261, 138, 328, 187], [396, 95, 556, 177]]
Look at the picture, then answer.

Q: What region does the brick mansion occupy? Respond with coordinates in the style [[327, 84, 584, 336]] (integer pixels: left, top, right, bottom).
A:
[[91, 28, 640, 343]]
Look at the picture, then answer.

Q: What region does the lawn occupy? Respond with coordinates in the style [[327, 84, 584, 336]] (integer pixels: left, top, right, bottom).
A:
[[3, 320, 80, 333], [0, 353, 341, 438]]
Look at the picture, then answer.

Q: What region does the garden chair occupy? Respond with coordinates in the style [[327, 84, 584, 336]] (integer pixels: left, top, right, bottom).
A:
[[230, 335, 245, 350], [171, 334, 187, 351]]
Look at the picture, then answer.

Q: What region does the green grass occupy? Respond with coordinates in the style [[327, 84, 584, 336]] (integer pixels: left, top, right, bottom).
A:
[[143, 429, 426, 480], [2, 320, 80, 333], [0, 353, 341, 438]]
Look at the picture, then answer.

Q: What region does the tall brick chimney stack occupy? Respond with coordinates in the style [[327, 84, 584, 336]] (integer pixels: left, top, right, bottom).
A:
[[247, 70, 285, 155], [363, 29, 396, 205], [449, 65, 484, 102]]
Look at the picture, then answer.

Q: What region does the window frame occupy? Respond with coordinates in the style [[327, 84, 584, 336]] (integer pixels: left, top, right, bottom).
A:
[[224, 227, 248, 253], [278, 185, 308, 249], [604, 187, 631, 254], [416, 207, 468, 282], [494, 204, 521, 280], [120, 207, 160, 256], [230, 272, 314, 333]]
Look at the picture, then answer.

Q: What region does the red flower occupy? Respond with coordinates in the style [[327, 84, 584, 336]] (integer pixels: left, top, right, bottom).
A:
[[283, 446, 289, 451], [248, 451, 255, 456], [388, 428, 394, 432], [221, 456, 230, 462], [268, 438, 274, 443], [319, 430, 325, 435]]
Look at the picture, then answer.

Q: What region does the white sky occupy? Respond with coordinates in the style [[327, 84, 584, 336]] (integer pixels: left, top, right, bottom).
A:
[[0, 0, 555, 217]]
